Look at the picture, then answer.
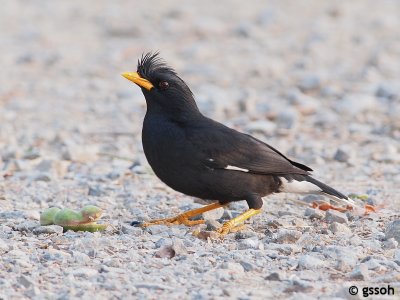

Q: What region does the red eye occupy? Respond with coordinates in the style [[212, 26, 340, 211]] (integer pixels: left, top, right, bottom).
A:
[[159, 81, 169, 90]]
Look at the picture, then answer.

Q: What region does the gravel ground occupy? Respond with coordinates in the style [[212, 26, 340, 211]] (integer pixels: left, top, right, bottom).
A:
[[1, 1, 400, 299]]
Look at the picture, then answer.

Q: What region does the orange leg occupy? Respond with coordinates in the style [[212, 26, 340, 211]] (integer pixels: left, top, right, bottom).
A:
[[140, 202, 225, 227]]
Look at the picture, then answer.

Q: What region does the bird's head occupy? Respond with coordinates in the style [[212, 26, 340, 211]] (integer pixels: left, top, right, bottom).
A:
[[122, 52, 200, 119]]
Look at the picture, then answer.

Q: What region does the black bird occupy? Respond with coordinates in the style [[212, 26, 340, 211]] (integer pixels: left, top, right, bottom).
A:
[[122, 52, 353, 234]]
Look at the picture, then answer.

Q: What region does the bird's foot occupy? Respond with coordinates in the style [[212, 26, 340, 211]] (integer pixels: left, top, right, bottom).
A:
[[131, 202, 224, 228], [216, 209, 261, 235]]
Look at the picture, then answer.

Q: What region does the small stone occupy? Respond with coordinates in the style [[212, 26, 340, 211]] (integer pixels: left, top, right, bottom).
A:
[[298, 74, 320, 92], [27, 286, 41, 297], [30, 172, 51, 182], [265, 272, 282, 281], [333, 148, 350, 163], [276, 109, 298, 130], [349, 264, 370, 280], [304, 207, 324, 220], [202, 207, 224, 221], [33, 225, 63, 235], [0, 238, 9, 254], [328, 222, 351, 234], [22, 149, 40, 160], [155, 238, 171, 248], [72, 251, 90, 264], [69, 267, 98, 278], [335, 94, 377, 115], [237, 238, 262, 250], [385, 220, 400, 243], [195, 230, 219, 240], [205, 219, 221, 231], [146, 225, 170, 235], [121, 224, 143, 236], [172, 238, 187, 256], [325, 210, 348, 224], [35, 160, 53, 172], [275, 229, 302, 244], [245, 120, 276, 134], [234, 230, 258, 240], [298, 255, 326, 270], [88, 186, 103, 196], [383, 238, 398, 249], [323, 246, 359, 272], [220, 262, 244, 274], [394, 250, 400, 263], [15, 221, 39, 233], [266, 243, 302, 255], [302, 195, 322, 203], [363, 259, 383, 271], [284, 279, 313, 293], [155, 245, 175, 259], [18, 275, 33, 288], [1, 149, 16, 162], [376, 84, 397, 99], [239, 260, 256, 272]]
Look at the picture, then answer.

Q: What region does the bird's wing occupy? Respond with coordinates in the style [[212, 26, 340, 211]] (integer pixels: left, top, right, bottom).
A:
[[187, 119, 312, 176]]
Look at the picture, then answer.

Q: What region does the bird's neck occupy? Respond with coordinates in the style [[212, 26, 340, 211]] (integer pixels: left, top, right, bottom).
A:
[[145, 99, 202, 123]]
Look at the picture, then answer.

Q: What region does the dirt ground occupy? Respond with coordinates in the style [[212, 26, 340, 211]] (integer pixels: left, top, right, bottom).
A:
[[1, 1, 399, 299]]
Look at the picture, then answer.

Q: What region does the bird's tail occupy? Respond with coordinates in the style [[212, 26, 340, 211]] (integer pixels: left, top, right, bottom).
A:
[[304, 176, 356, 207], [279, 174, 356, 207]]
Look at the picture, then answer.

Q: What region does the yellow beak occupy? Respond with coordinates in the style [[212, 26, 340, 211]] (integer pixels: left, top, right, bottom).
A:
[[121, 72, 154, 91]]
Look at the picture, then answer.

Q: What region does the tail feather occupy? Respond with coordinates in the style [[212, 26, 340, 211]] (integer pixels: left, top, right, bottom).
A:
[[304, 176, 356, 206], [278, 174, 356, 207], [305, 176, 347, 199]]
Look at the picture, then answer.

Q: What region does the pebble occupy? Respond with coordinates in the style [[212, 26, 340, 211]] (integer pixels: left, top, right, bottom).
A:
[[265, 272, 282, 281], [68, 268, 98, 278], [349, 264, 370, 280], [333, 148, 350, 163], [325, 210, 348, 224], [239, 260, 257, 272], [245, 120, 277, 134], [15, 221, 38, 233], [304, 208, 324, 220], [297, 74, 321, 92], [0, 239, 9, 254], [394, 250, 400, 263], [328, 222, 351, 234], [276, 109, 298, 130], [275, 229, 302, 244], [205, 219, 221, 231], [88, 186, 104, 196], [202, 207, 224, 220], [172, 238, 188, 256], [220, 262, 244, 274], [385, 220, 400, 243], [22, 149, 40, 160], [383, 238, 398, 249], [33, 225, 64, 235], [298, 255, 327, 270], [375, 84, 397, 99], [323, 246, 359, 272], [237, 238, 262, 250], [145, 225, 170, 235]]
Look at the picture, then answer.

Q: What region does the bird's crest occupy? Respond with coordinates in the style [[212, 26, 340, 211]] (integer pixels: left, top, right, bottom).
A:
[[137, 52, 177, 79]]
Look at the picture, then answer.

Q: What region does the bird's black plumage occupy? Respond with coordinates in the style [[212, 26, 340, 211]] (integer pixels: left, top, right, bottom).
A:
[[124, 52, 351, 220]]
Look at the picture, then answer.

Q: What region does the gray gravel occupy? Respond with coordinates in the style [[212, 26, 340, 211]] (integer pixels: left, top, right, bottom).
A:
[[1, 0, 400, 299]]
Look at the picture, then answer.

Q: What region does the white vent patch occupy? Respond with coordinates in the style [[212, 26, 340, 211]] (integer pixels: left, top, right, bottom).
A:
[[225, 165, 249, 172], [279, 177, 321, 193]]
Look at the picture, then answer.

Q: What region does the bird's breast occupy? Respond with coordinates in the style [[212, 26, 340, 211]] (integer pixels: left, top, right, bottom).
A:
[[142, 115, 199, 184]]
